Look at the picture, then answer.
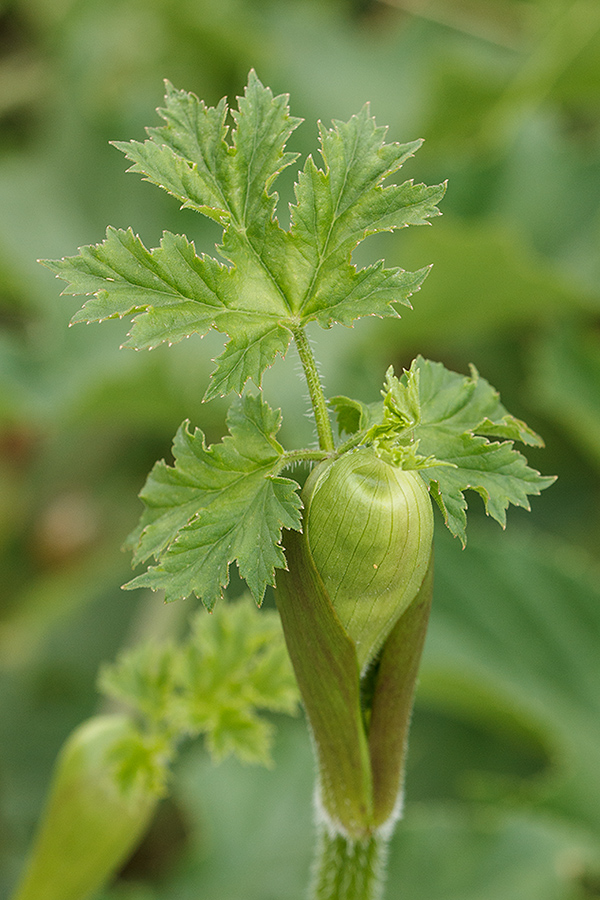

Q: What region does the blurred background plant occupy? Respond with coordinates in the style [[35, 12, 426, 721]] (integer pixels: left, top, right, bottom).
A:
[[1, 0, 600, 897]]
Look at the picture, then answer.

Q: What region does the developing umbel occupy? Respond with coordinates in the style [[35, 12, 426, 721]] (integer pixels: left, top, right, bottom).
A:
[[304, 448, 433, 672], [12, 716, 159, 900], [276, 447, 435, 840]]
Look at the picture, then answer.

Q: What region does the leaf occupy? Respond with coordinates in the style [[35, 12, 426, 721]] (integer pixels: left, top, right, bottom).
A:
[[181, 598, 300, 766], [98, 642, 179, 727], [366, 358, 555, 543], [329, 395, 381, 435], [99, 599, 299, 768], [287, 113, 444, 325], [41, 72, 444, 398], [42, 227, 294, 397], [124, 392, 302, 607]]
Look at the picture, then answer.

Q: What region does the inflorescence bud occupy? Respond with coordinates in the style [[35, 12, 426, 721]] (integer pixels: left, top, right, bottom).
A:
[[276, 446, 434, 839], [12, 715, 159, 900], [304, 448, 433, 672]]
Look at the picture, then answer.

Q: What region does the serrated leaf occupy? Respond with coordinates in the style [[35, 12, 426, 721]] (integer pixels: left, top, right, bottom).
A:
[[180, 621, 281, 767], [366, 357, 555, 543], [98, 642, 179, 726], [45, 227, 229, 329], [113, 71, 302, 228], [423, 432, 550, 540], [99, 599, 299, 769], [125, 392, 302, 607], [41, 227, 295, 394], [287, 111, 445, 325], [42, 72, 444, 398], [108, 726, 173, 797]]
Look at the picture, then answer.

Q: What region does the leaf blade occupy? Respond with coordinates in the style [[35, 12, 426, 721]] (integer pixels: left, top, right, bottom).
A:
[[288, 110, 445, 324], [125, 393, 302, 608], [365, 358, 555, 543]]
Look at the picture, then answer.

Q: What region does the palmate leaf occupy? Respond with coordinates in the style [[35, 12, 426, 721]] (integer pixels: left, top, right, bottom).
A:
[[125, 392, 302, 608], [358, 357, 555, 544], [40, 71, 444, 399]]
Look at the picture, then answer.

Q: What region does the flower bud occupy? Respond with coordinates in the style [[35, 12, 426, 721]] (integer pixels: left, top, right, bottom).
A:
[[304, 448, 433, 671], [12, 715, 159, 900]]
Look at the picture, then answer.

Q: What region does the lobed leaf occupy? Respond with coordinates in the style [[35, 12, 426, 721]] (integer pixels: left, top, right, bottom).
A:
[[100, 599, 299, 768], [124, 392, 302, 608], [364, 357, 555, 543], [42, 72, 444, 398], [287, 112, 445, 325]]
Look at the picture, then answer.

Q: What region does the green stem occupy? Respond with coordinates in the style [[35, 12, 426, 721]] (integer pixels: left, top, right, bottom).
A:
[[310, 829, 388, 900], [292, 326, 335, 452], [280, 448, 332, 468]]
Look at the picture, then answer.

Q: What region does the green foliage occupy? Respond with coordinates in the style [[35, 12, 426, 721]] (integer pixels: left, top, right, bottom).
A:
[[33, 76, 553, 893], [362, 359, 555, 543], [99, 597, 299, 768], [160, 529, 600, 900], [40, 74, 551, 617], [123, 392, 302, 607], [41, 71, 444, 401]]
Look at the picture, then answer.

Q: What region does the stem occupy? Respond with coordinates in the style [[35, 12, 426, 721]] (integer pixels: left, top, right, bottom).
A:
[[280, 448, 332, 468], [310, 829, 388, 900], [292, 326, 335, 452]]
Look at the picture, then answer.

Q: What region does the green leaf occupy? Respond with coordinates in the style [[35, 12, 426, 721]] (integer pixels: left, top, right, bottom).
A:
[[107, 726, 173, 797], [99, 599, 299, 768], [113, 71, 302, 229], [124, 392, 302, 607], [181, 600, 299, 765], [366, 358, 555, 543], [287, 113, 444, 325], [42, 227, 294, 397], [98, 642, 179, 727], [41, 72, 444, 398], [329, 395, 381, 436]]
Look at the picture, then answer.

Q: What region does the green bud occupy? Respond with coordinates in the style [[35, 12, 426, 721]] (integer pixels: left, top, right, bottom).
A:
[[304, 447, 433, 671], [11, 715, 160, 900]]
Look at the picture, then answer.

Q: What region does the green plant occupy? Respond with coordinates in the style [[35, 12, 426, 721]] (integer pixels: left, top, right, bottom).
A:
[[19, 71, 553, 900]]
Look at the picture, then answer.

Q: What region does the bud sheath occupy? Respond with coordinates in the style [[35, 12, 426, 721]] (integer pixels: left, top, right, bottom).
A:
[[304, 448, 433, 672]]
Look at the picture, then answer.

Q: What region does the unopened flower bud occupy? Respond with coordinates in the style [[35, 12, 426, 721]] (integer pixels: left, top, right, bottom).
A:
[[304, 448, 433, 671], [12, 715, 159, 900]]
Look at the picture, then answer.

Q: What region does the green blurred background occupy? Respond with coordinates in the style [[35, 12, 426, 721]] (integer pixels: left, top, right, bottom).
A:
[[1, 0, 600, 897]]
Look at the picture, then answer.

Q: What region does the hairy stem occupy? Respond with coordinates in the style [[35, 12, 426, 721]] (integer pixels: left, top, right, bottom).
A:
[[292, 326, 335, 452], [310, 829, 388, 900], [280, 448, 332, 468]]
